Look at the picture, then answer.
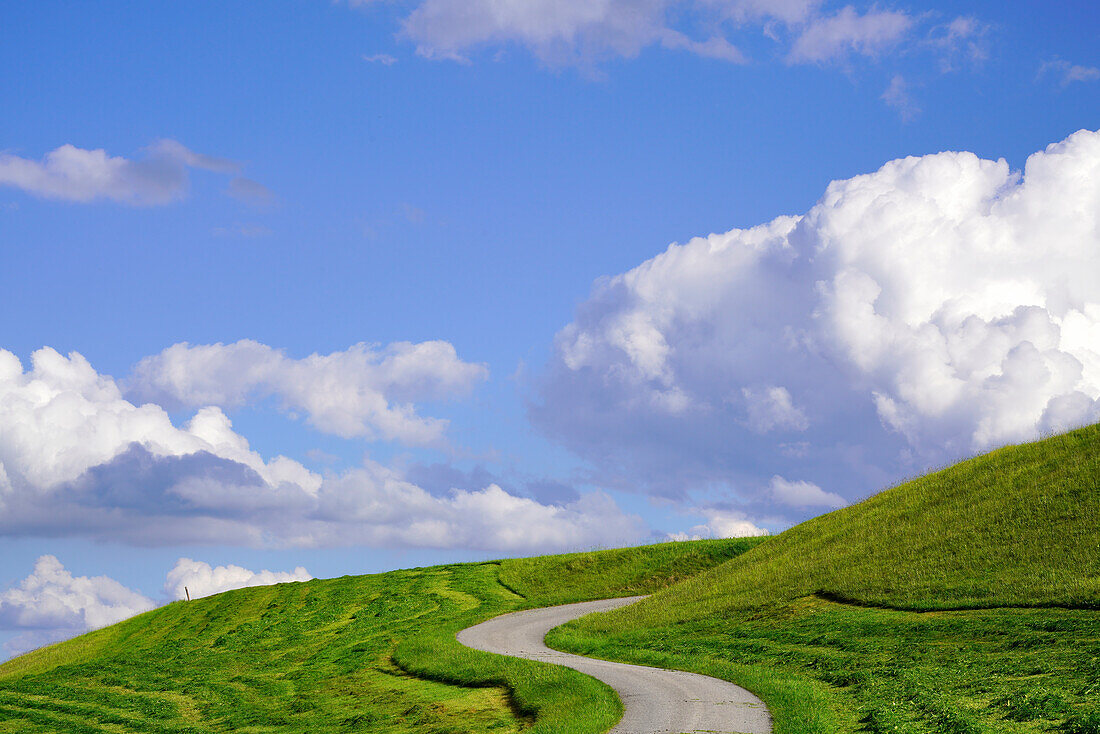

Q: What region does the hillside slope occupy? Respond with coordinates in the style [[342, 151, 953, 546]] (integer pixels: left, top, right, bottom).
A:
[[0, 538, 760, 734], [555, 424, 1100, 734]]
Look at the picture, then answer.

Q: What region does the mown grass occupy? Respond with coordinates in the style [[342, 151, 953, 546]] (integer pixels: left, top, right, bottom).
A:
[[0, 538, 756, 733], [552, 424, 1100, 733]]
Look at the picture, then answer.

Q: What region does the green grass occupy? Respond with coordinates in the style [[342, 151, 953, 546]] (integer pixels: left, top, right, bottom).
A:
[[3, 426, 1096, 734], [551, 424, 1100, 734], [0, 538, 757, 733]]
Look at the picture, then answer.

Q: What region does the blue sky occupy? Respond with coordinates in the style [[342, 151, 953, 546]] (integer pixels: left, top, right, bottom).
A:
[[0, 0, 1098, 656]]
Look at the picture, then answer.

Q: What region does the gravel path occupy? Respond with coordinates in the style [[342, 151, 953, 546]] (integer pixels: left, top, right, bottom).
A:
[[456, 596, 771, 734]]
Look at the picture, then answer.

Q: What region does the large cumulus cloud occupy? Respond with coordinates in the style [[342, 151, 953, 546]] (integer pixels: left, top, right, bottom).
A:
[[533, 129, 1100, 510], [0, 347, 645, 551], [0, 555, 155, 658]]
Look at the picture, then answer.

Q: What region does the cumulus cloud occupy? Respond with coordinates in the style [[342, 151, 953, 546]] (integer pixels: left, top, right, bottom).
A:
[[306, 466, 645, 551], [344, 0, 955, 71], [0, 346, 644, 551], [0, 556, 316, 659], [164, 559, 311, 600], [534, 129, 1100, 514], [667, 510, 769, 540], [0, 140, 251, 205], [127, 339, 488, 446], [0, 347, 317, 492], [0, 556, 154, 657], [0, 556, 154, 631]]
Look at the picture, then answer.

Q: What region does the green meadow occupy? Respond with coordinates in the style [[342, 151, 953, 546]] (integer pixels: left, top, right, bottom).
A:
[[1, 424, 1097, 733], [0, 539, 755, 733], [552, 424, 1100, 733]]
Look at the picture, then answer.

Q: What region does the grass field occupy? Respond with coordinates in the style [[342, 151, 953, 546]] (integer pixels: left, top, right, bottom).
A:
[[2, 425, 1096, 734], [551, 424, 1100, 734], [0, 538, 759, 733]]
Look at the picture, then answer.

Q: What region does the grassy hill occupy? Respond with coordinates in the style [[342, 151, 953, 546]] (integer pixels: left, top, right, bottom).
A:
[[552, 424, 1100, 734], [2, 425, 1096, 734], [0, 538, 759, 734]]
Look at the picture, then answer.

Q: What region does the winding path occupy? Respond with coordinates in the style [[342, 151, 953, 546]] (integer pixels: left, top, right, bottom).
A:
[[457, 596, 771, 734]]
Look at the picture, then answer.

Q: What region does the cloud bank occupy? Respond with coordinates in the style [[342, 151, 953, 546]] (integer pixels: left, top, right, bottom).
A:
[[534, 128, 1100, 513], [0, 140, 264, 205], [0, 346, 644, 551]]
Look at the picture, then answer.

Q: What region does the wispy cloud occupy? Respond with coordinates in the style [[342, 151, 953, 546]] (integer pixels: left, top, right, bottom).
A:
[[1038, 57, 1100, 87], [363, 53, 398, 65], [786, 6, 913, 64], [0, 140, 262, 206], [226, 176, 277, 206], [881, 74, 919, 120], [344, 0, 967, 72], [926, 15, 990, 71]]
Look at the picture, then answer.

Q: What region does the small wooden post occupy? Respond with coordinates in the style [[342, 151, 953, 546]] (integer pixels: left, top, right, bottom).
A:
[[185, 586, 191, 602]]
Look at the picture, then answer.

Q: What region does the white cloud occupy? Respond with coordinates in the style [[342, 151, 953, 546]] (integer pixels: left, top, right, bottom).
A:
[[397, 0, 748, 67], [0, 556, 318, 659], [347, 0, 989, 80], [927, 16, 989, 70], [363, 53, 398, 65], [743, 385, 809, 433], [346, 0, 956, 70], [1039, 58, 1100, 87], [127, 339, 488, 446], [226, 177, 276, 206], [164, 559, 312, 600], [787, 6, 912, 64], [881, 74, 918, 121], [0, 347, 320, 492], [306, 465, 646, 551], [769, 475, 846, 509], [0, 346, 644, 552], [667, 509, 769, 540], [0, 556, 154, 639], [535, 128, 1100, 510], [0, 140, 247, 205], [716, 0, 822, 25]]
